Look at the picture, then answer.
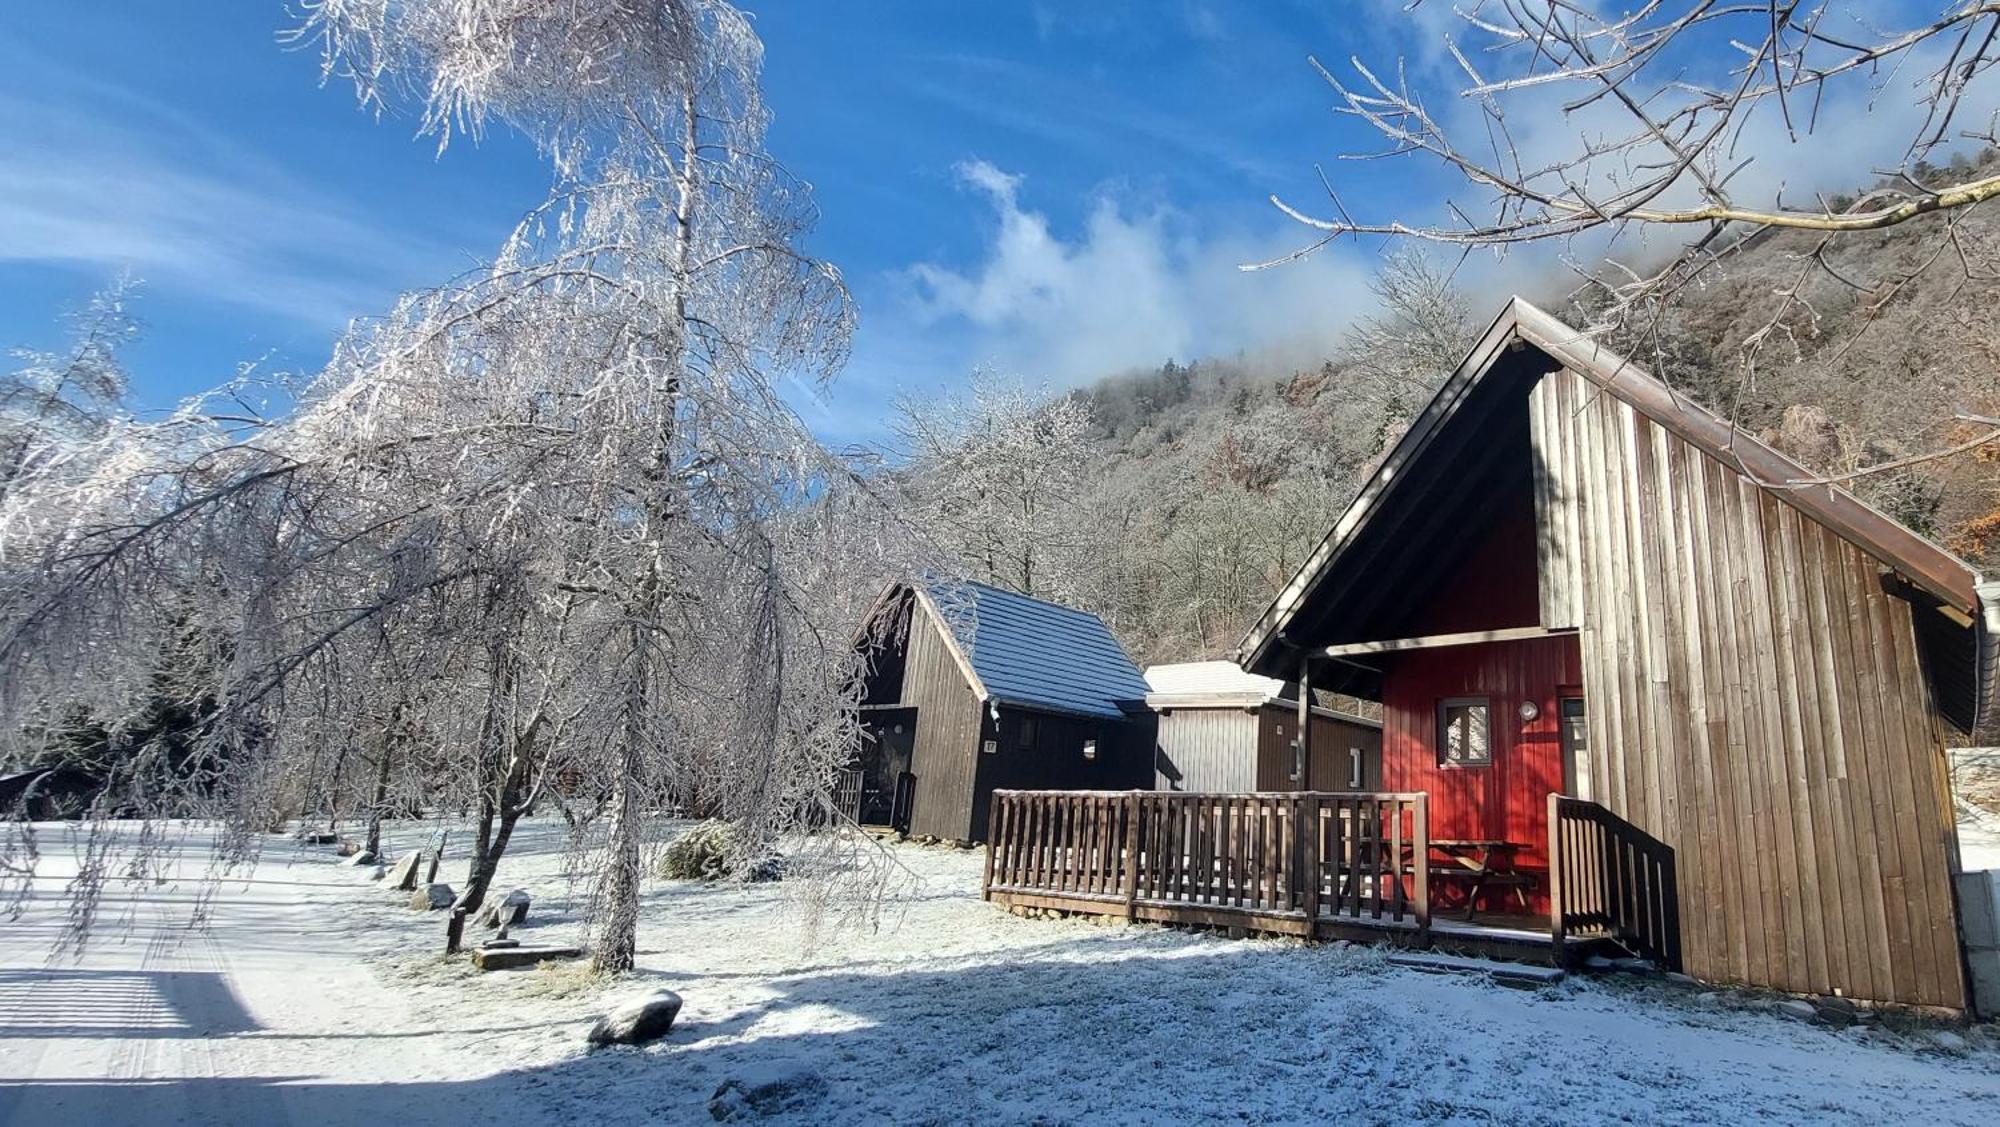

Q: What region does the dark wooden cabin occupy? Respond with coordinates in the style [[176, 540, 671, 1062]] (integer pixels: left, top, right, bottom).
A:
[[852, 580, 1155, 843], [1145, 661, 1382, 793], [982, 299, 1997, 1015]]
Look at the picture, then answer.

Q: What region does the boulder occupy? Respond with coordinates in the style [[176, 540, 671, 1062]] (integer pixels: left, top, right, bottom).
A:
[[343, 850, 378, 866], [708, 1064, 828, 1121], [410, 883, 455, 911], [1812, 995, 1859, 1027], [471, 945, 583, 972], [586, 990, 684, 1048], [384, 852, 424, 891], [1774, 998, 1818, 1021], [477, 889, 532, 929]]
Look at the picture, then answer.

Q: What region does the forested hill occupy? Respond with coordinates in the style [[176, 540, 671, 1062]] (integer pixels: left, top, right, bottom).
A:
[[922, 150, 2000, 671]]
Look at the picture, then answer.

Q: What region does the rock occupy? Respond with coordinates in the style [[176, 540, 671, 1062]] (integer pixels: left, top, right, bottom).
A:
[[586, 990, 684, 1047], [298, 832, 339, 846], [1775, 999, 1818, 1021], [410, 883, 455, 911], [1694, 991, 1724, 1008], [1812, 996, 1859, 1027], [708, 1063, 828, 1120], [477, 889, 532, 929], [471, 945, 584, 971], [1932, 1030, 1968, 1053], [385, 852, 424, 891], [1664, 972, 1699, 986], [343, 850, 377, 866]]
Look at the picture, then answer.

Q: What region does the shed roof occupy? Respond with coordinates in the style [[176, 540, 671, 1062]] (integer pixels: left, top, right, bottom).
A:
[[919, 581, 1150, 720]]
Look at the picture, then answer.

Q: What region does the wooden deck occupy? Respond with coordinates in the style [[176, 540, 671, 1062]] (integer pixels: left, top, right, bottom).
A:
[[982, 789, 1622, 966]]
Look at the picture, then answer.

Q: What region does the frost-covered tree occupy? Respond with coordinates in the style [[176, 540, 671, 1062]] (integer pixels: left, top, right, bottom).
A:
[[1, 0, 901, 971]]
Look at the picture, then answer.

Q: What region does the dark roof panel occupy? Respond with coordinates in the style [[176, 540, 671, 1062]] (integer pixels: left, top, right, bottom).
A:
[[926, 581, 1150, 719]]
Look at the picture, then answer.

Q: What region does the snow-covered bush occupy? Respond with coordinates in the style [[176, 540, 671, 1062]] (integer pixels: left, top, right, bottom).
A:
[[658, 820, 783, 883]]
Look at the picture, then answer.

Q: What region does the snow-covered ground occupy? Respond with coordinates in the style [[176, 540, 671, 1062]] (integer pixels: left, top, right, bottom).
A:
[[3, 819, 1998, 1126]]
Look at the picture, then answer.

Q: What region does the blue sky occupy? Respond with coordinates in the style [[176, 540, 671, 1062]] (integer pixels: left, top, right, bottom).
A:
[[0, 3, 1962, 443]]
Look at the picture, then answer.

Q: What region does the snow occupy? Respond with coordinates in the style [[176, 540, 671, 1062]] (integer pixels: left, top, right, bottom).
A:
[[3, 819, 1998, 1125], [1960, 801, 2000, 873]]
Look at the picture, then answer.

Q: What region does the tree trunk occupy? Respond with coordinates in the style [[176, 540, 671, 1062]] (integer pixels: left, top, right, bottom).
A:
[[591, 709, 644, 974], [364, 736, 394, 858]]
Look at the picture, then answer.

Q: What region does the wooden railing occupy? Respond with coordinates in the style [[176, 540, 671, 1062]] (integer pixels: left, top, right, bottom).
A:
[[1548, 794, 1681, 970], [983, 790, 1429, 934]]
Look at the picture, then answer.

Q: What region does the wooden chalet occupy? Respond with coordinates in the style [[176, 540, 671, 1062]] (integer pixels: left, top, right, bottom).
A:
[[849, 580, 1155, 843], [1145, 661, 1382, 793], [982, 298, 1999, 1015]]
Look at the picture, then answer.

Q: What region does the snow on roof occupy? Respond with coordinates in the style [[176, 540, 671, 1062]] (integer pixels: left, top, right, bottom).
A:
[[1143, 661, 1287, 702], [925, 580, 1150, 720]]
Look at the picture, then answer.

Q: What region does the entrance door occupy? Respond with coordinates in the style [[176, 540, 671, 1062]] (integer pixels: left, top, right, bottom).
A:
[[1559, 696, 1591, 799], [859, 712, 915, 828]]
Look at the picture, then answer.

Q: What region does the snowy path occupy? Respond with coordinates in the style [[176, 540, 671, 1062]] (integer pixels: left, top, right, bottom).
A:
[[0, 824, 532, 1125], [1, 820, 1997, 1125]]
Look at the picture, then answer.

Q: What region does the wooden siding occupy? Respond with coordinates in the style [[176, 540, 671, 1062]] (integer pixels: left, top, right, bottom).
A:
[[1257, 707, 1386, 793], [972, 707, 1155, 840], [1530, 367, 1967, 1010], [894, 598, 987, 842], [1154, 708, 1259, 792]]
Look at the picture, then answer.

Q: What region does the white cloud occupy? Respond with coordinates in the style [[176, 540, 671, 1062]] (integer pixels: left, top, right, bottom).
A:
[[897, 160, 1376, 387]]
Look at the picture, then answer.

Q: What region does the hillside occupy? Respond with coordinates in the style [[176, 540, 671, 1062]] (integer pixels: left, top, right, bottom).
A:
[[993, 151, 2000, 671]]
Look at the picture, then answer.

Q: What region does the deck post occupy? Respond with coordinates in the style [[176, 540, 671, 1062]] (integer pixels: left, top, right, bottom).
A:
[[1294, 657, 1313, 785], [1121, 791, 1142, 919], [1299, 794, 1320, 933], [1412, 793, 1430, 940], [1546, 792, 1566, 962], [982, 791, 1005, 901]]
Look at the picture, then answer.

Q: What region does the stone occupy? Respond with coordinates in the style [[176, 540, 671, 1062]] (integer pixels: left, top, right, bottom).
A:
[[410, 883, 455, 911], [1775, 999, 1818, 1021], [477, 889, 531, 929], [385, 852, 424, 891], [1812, 996, 1859, 1027], [1694, 991, 1724, 1008], [586, 990, 684, 1048], [343, 850, 377, 866], [299, 832, 339, 846], [708, 1063, 828, 1121], [471, 945, 584, 972], [1932, 1030, 1968, 1053]]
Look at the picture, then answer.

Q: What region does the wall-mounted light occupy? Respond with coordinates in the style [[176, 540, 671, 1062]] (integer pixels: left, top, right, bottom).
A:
[[1518, 700, 1541, 723]]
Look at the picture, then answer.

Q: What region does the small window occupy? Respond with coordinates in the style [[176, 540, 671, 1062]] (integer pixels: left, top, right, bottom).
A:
[[1082, 739, 1097, 761], [1438, 698, 1491, 767], [1019, 715, 1039, 752]]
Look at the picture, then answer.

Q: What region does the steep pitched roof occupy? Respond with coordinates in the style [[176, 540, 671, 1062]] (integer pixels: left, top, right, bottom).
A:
[[1237, 297, 1993, 730], [914, 581, 1150, 720]]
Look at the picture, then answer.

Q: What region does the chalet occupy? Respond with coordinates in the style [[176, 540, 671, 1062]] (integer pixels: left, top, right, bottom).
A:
[[1145, 661, 1382, 792], [982, 298, 1999, 1016], [850, 580, 1155, 843]]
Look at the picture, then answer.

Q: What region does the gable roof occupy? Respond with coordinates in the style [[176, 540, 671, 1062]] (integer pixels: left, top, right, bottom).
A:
[[909, 580, 1150, 720], [1237, 297, 1994, 730]]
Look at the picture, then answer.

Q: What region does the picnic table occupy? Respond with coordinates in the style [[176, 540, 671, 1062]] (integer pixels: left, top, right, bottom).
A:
[[1426, 839, 1534, 919]]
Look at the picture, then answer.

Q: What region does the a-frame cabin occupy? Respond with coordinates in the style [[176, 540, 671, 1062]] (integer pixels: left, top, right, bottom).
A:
[[1233, 298, 1995, 1012], [851, 580, 1156, 843]]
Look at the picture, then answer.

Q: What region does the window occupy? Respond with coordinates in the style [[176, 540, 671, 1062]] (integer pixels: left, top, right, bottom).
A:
[[1019, 715, 1039, 752], [1082, 739, 1097, 761], [1437, 698, 1491, 767]]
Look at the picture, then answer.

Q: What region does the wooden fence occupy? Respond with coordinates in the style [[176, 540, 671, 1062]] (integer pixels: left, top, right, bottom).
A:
[[1548, 794, 1681, 970], [982, 790, 1430, 935]]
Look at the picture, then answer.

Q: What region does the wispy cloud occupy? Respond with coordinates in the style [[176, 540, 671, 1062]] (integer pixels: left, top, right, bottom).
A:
[[0, 52, 469, 330]]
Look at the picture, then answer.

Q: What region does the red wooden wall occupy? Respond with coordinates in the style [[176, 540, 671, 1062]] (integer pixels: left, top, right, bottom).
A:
[[1379, 635, 1580, 912]]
